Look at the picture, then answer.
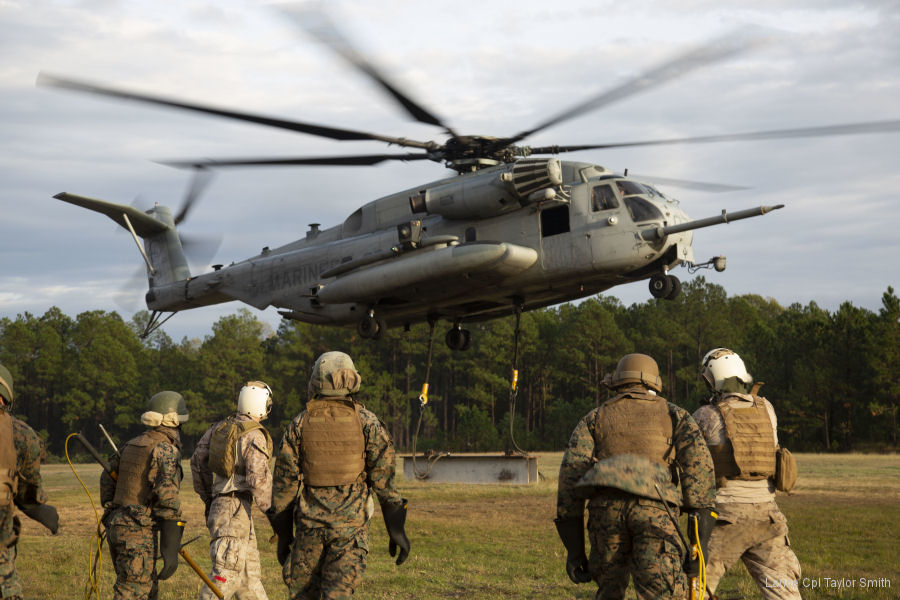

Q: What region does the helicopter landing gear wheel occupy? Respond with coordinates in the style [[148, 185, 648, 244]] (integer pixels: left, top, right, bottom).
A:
[[664, 274, 681, 300], [445, 326, 471, 351], [649, 274, 673, 299], [357, 312, 384, 339]]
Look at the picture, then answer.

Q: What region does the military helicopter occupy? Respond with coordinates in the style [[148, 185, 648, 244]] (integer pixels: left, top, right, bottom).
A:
[[39, 16, 900, 348]]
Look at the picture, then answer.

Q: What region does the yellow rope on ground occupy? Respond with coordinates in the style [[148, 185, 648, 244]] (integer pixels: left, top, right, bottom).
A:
[[65, 433, 106, 600]]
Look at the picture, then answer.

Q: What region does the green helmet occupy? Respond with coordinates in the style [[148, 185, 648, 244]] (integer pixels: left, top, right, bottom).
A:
[[308, 351, 361, 398], [140, 390, 189, 427], [604, 353, 662, 393], [0, 363, 13, 406]]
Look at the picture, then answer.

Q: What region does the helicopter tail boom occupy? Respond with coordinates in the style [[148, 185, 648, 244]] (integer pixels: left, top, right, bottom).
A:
[[54, 192, 191, 288]]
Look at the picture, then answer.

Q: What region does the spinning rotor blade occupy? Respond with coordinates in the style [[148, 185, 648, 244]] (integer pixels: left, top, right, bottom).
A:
[[36, 72, 433, 150], [174, 167, 214, 225], [283, 5, 458, 137], [528, 119, 900, 154], [495, 29, 769, 150], [160, 153, 433, 169], [626, 174, 749, 193]]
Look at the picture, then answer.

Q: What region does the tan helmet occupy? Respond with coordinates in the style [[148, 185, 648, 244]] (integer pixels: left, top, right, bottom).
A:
[[605, 353, 662, 392], [308, 351, 362, 398], [700, 348, 752, 391], [0, 363, 13, 407], [140, 390, 189, 427]]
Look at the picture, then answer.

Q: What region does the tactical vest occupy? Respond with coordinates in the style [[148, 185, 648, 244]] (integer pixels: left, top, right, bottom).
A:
[[113, 430, 172, 506], [208, 416, 274, 479], [709, 395, 776, 482], [593, 391, 674, 467], [0, 411, 17, 506], [300, 398, 365, 487]]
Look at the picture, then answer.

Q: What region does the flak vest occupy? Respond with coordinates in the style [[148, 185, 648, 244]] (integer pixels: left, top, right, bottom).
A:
[[709, 395, 776, 483], [208, 416, 274, 480], [300, 398, 366, 487], [593, 391, 675, 467], [113, 429, 172, 507], [0, 411, 17, 506]]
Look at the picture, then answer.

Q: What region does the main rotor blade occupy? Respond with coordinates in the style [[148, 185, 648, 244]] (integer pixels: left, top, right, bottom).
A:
[[174, 167, 215, 225], [626, 174, 749, 193], [527, 119, 900, 153], [283, 5, 459, 137], [36, 72, 433, 149], [496, 28, 770, 150], [159, 153, 434, 169]]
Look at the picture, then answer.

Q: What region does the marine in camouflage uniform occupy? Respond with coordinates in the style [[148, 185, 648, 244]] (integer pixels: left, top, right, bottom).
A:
[[556, 353, 716, 600], [0, 363, 59, 600], [191, 381, 275, 600], [269, 351, 410, 600], [693, 348, 801, 600], [100, 391, 188, 600]]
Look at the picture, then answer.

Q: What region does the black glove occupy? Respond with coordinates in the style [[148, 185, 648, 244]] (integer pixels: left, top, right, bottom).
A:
[[381, 499, 410, 565], [554, 516, 591, 584], [20, 503, 59, 534], [266, 506, 294, 566], [157, 519, 184, 580], [684, 508, 717, 578]]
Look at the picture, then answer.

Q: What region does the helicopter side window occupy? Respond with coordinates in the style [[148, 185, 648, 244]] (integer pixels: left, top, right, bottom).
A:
[[591, 185, 619, 211], [465, 227, 476, 242], [624, 197, 664, 223]]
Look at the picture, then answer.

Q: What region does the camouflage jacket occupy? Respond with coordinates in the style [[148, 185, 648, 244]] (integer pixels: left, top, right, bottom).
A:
[[557, 392, 715, 520], [191, 413, 273, 512], [272, 400, 402, 532], [7, 411, 49, 507], [100, 426, 183, 526]]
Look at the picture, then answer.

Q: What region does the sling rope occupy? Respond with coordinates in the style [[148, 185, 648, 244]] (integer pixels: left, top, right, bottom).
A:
[[64, 433, 106, 600]]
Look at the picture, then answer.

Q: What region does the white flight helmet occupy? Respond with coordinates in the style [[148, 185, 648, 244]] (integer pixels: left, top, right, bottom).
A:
[[237, 380, 273, 420], [700, 348, 752, 391]]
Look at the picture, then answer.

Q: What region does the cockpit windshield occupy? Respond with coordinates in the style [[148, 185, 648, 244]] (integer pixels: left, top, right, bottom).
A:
[[616, 180, 653, 197]]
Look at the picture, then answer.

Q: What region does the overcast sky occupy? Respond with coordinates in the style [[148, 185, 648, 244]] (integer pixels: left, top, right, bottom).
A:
[[2, 0, 899, 341]]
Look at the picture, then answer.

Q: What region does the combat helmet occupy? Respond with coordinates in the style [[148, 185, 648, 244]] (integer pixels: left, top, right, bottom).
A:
[[604, 353, 662, 393], [0, 363, 13, 407], [237, 381, 273, 420], [700, 347, 752, 392], [140, 390, 189, 427], [308, 351, 361, 398]]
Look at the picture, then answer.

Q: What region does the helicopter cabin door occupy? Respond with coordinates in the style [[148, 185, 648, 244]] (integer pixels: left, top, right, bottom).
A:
[[538, 193, 591, 275]]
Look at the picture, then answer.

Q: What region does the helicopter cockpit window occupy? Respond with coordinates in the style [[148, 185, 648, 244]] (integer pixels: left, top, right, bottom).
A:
[[624, 196, 664, 223], [591, 185, 619, 211], [616, 180, 648, 197]]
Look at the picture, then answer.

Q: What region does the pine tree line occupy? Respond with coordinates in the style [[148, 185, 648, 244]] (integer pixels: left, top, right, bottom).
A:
[[2, 278, 897, 458]]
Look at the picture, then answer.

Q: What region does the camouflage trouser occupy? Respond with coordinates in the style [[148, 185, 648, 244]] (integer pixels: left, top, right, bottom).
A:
[[202, 494, 268, 600], [283, 525, 368, 600], [587, 493, 687, 600], [705, 502, 802, 600], [0, 508, 22, 599], [108, 516, 159, 600]]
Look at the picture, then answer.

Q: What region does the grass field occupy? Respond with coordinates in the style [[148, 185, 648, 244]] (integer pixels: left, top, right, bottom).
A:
[[14, 452, 900, 599]]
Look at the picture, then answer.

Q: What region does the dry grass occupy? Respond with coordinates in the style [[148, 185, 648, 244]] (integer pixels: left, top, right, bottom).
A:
[[14, 452, 900, 599]]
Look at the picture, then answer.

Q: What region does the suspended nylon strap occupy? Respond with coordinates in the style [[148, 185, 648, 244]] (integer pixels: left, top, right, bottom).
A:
[[411, 319, 448, 479], [508, 305, 527, 455]]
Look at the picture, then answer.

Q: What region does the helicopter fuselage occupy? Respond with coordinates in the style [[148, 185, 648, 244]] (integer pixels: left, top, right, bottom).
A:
[[144, 159, 695, 328]]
